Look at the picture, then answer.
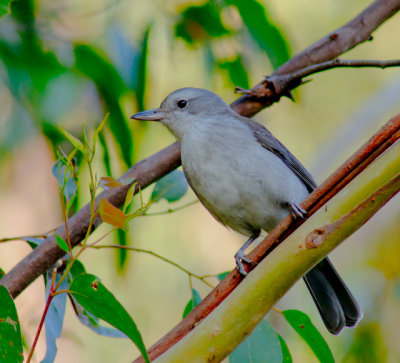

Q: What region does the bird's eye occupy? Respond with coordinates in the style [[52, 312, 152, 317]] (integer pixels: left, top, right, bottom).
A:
[[177, 100, 187, 108]]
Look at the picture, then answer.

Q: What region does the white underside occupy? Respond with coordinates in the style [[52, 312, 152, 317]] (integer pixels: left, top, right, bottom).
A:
[[180, 116, 309, 236]]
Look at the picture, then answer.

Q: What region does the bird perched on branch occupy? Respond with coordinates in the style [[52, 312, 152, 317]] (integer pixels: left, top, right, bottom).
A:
[[131, 87, 362, 334]]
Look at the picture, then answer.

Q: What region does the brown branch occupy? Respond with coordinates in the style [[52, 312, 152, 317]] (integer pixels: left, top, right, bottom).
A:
[[0, 143, 181, 297], [231, 0, 400, 117], [291, 58, 400, 78], [236, 58, 400, 98], [131, 113, 400, 362], [0, 0, 399, 315]]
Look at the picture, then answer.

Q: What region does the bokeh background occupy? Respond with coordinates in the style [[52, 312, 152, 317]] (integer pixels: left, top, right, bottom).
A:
[[0, 0, 400, 361]]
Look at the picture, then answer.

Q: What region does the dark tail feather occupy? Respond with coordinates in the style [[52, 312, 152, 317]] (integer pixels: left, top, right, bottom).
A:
[[303, 257, 362, 335]]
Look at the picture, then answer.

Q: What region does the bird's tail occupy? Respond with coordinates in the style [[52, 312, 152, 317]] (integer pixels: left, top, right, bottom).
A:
[[303, 257, 362, 335]]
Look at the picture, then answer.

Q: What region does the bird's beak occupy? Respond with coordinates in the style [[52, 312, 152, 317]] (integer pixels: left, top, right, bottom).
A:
[[130, 108, 165, 121]]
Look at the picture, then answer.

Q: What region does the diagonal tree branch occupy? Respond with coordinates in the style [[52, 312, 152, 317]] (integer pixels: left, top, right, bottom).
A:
[[1, 0, 400, 310], [0, 143, 181, 297], [151, 140, 400, 363], [132, 113, 400, 363]]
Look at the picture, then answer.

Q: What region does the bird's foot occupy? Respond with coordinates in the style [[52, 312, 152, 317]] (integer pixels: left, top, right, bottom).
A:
[[289, 202, 307, 219], [234, 233, 260, 276], [234, 251, 253, 276]]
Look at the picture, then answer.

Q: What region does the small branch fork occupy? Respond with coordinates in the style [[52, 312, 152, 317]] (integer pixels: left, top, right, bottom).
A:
[[231, 0, 400, 117], [236, 58, 400, 99]]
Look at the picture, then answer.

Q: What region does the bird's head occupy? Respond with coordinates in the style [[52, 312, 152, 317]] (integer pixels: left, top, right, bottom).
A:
[[130, 87, 232, 140]]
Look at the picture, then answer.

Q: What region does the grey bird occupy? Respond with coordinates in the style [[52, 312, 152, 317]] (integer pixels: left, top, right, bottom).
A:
[[131, 87, 362, 334]]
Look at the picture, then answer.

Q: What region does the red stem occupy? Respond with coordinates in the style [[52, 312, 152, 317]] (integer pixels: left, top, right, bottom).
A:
[[26, 292, 54, 363]]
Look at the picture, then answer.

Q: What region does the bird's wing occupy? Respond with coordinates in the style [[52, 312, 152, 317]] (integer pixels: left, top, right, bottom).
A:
[[239, 116, 317, 192]]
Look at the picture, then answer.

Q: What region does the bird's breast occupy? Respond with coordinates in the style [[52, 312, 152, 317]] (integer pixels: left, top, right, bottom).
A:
[[180, 127, 308, 235]]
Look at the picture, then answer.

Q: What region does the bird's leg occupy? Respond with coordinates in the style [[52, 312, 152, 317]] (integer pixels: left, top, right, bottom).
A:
[[288, 202, 307, 219], [235, 231, 260, 276]]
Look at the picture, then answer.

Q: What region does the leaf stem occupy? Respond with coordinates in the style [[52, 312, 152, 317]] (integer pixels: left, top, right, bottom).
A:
[[26, 269, 56, 363], [0, 234, 49, 243], [90, 244, 214, 288], [143, 200, 198, 216]]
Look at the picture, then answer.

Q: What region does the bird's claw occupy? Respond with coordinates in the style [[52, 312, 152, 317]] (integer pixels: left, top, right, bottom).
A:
[[235, 252, 253, 276], [289, 203, 307, 219]]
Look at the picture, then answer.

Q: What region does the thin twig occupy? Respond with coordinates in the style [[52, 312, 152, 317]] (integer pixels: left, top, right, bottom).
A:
[[0, 234, 49, 243], [289, 58, 400, 81], [84, 228, 115, 249], [143, 200, 199, 216], [26, 269, 57, 363], [89, 244, 214, 288], [236, 58, 400, 99]]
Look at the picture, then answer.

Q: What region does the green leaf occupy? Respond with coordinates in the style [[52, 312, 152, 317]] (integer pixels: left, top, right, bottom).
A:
[[40, 121, 65, 149], [93, 114, 109, 147], [151, 170, 188, 203], [182, 289, 202, 319], [70, 273, 149, 363], [69, 260, 86, 279], [216, 271, 230, 281], [69, 295, 127, 338], [58, 126, 85, 152], [51, 159, 78, 201], [74, 44, 133, 166], [218, 56, 249, 89], [136, 25, 150, 112], [175, 3, 230, 44], [0, 267, 4, 278], [278, 334, 293, 363], [10, 0, 34, 34], [54, 233, 69, 253], [0, 0, 13, 18], [98, 132, 112, 176], [81, 122, 90, 151], [282, 309, 334, 363], [229, 319, 282, 363], [107, 101, 133, 166], [74, 44, 126, 98], [0, 286, 23, 363], [123, 183, 137, 213], [23, 237, 44, 249], [67, 261, 125, 337], [227, 0, 290, 69], [116, 229, 129, 271]]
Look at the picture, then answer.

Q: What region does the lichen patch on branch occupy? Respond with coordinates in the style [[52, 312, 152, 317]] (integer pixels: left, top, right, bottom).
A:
[[305, 221, 340, 249]]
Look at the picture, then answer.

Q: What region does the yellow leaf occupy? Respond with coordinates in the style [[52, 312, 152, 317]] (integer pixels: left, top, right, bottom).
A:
[[100, 176, 123, 190], [98, 199, 127, 229]]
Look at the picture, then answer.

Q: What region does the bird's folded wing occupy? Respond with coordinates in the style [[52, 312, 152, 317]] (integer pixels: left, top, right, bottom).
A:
[[238, 115, 318, 192]]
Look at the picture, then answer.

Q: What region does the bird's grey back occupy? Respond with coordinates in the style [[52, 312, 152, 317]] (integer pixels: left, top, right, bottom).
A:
[[162, 87, 317, 193]]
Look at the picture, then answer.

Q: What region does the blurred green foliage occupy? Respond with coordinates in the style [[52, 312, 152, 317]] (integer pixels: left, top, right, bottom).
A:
[[0, 0, 289, 164], [0, 0, 289, 270]]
